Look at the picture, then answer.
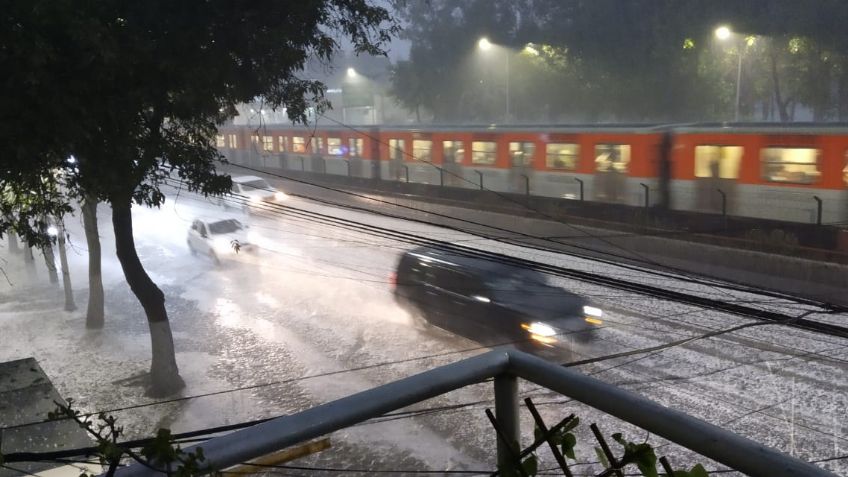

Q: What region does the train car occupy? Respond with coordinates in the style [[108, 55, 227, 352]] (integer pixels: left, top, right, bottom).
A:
[[670, 125, 848, 226], [216, 123, 848, 228]]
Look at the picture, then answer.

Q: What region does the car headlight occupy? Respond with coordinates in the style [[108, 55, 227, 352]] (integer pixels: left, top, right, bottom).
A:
[[274, 191, 288, 201], [213, 237, 231, 251], [583, 306, 603, 317], [521, 322, 556, 337], [249, 195, 261, 204], [521, 322, 558, 345]]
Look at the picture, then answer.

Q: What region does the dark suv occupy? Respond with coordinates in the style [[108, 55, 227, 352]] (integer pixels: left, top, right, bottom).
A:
[[392, 247, 603, 358]]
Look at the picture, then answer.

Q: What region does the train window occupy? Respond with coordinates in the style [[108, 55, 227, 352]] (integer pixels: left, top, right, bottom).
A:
[[694, 146, 742, 179], [509, 142, 535, 166], [413, 140, 432, 162], [216, 135, 226, 148], [545, 143, 579, 170], [327, 137, 343, 155], [843, 151, 848, 185], [228, 134, 238, 149], [471, 141, 497, 165], [761, 147, 820, 184], [309, 136, 323, 153], [292, 137, 306, 153], [251, 135, 260, 148], [443, 141, 465, 164], [262, 136, 274, 152], [594, 144, 630, 173], [279, 136, 289, 152], [389, 139, 406, 161], [349, 138, 364, 157]]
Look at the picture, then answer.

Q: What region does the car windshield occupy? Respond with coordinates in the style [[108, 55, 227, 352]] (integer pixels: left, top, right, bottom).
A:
[[240, 179, 271, 191], [207, 219, 243, 235]]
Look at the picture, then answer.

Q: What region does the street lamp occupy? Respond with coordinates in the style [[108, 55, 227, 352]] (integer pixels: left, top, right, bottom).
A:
[[715, 25, 742, 121], [478, 37, 509, 123], [346, 67, 357, 78]]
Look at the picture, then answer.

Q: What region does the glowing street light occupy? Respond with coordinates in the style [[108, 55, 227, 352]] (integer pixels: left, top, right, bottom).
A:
[[478, 37, 492, 51], [714, 25, 742, 121], [346, 67, 357, 78]]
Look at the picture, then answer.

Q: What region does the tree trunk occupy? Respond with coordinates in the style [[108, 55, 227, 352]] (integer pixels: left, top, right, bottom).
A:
[[82, 197, 104, 328], [111, 198, 184, 397], [769, 49, 791, 122], [40, 230, 59, 283], [56, 220, 76, 312], [8, 233, 19, 253], [23, 241, 34, 264]]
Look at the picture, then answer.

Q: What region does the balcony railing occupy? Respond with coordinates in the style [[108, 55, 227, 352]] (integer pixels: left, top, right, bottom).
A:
[[112, 350, 835, 477]]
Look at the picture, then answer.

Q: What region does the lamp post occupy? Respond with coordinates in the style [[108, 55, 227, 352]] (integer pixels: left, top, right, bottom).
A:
[[478, 37, 510, 123], [715, 26, 743, 122]]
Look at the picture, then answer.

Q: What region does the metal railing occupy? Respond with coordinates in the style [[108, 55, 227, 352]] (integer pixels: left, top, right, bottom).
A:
[[112, 350, 835, 477]]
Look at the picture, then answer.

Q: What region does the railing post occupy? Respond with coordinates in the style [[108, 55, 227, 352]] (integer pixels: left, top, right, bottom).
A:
[[494, 373, 520, 476], [640, 183, 649, 209], [345, 159, 351, 177], [299, 156, 305, 171], [716, 188, 727, 216], [475, 170, 484, 190], [521, 174, 530, 196], [574, 177, 584, 201], [403, 164, 409, 183], [813, 195, 822, 225], [439, 168, 444, 186]]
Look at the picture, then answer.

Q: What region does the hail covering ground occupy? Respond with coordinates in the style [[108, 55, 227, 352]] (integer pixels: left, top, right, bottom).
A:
[[0, 175, 846, 476]]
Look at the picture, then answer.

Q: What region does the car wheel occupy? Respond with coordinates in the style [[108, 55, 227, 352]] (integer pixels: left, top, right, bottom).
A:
[[410, 311, 432, 331]]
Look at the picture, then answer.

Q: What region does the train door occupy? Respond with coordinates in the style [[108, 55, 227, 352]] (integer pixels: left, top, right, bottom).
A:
[[442, 140, 465, 187], [693, 145, 742, 214], [508, 141, 535, 194], [388, 138, 406, 180], [593, 144, 630, 203]]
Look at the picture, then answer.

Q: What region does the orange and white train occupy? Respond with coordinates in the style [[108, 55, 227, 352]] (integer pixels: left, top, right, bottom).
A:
[[216, 124, 848, 227]]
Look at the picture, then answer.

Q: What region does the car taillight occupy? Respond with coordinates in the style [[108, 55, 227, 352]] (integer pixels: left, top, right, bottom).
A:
[[389, 272, 397, 287]]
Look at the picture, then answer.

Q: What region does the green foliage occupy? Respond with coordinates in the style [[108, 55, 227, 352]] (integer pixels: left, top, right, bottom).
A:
[[515, 414, 704, 477], [47, 400, 208, 476], [668, 464, 710, 477], [0, 0, 399, 238], [612, 433, 659, 477]]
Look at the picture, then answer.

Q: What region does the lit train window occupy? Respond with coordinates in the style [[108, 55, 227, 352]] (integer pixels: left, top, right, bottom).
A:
[[349, 138, 364, 157], [509, 142, 535, 166], [251, 135, 260, 146], [228, 134, 238, 148], [413, 140, 432, 162], [389, 139, 406, 161], [327, 137, 343, 155], [471, 141, 497, 165], [545, 143, 579, 170], [594, 144, 630, 173], [262, 136, 274, 152], [694, 146, 742, 179], [309, 136, 323, 153], [280, 136, 289, 152], [843, 151, 848, 185], [443, 141, 465, 164], [761, 147, 820, 184], [215, 135, 226, 148], [292, 137, 305, 153]]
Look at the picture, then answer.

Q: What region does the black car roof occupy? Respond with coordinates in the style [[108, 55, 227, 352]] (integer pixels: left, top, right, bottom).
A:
[[403, 246, 542, 278]]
